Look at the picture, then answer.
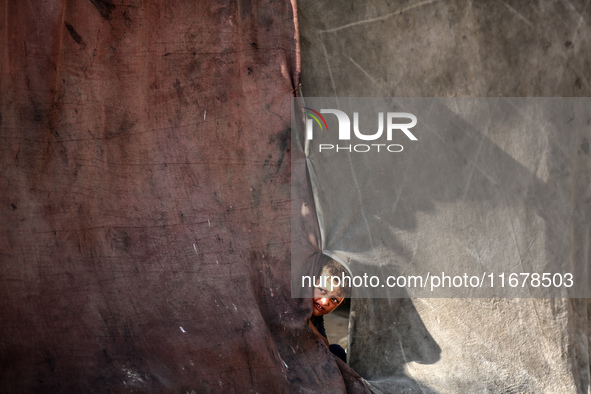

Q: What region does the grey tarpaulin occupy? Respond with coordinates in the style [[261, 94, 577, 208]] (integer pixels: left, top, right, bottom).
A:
[[299, 0, 591, 392], [293, 96, 590, 299], [0, 1, 369, 392]]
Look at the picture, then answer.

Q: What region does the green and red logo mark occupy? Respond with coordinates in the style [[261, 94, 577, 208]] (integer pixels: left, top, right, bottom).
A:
[[304, 107, 329, 132]]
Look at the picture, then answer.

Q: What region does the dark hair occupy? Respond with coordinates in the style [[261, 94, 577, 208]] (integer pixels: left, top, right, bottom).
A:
[[318, 257, 351, 298]]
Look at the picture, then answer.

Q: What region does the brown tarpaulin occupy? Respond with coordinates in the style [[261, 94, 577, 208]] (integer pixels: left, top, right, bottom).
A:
[[0, 1, 368, 392]]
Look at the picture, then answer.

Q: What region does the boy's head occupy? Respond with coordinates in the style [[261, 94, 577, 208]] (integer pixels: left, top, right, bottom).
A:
[[312, 258, 351, 317]]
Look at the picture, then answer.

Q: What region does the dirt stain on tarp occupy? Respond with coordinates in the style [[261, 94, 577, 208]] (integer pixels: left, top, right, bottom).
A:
[[64, 23, 86, 49], [89, 0, 116, 20], [105, 111, 136, 139], [268, 127, 290, 173], [110, 229, 131, 252], [581, 138, 589, 155]]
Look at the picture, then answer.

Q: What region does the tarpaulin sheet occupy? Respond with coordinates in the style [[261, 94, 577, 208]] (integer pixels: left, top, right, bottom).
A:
[[0, 1, 368, 392], [297, 0, 591, 392], [292, 97, 591, 299]]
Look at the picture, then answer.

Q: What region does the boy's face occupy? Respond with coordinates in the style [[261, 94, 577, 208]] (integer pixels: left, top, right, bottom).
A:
[[312, 270, 344, 316]]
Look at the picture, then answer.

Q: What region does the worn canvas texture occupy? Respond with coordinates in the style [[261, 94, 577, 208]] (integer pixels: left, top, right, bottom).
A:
[[0, 1, 369, 392], [298, 0, 591, 393], [2, 0, 591, 393]]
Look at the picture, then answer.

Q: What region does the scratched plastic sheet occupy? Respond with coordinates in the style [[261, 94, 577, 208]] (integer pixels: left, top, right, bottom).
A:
[[292, 97, 591, 299], [297, 1, 591, 392]]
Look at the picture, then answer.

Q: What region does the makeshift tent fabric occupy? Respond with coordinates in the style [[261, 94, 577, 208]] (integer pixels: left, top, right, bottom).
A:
[[2, 0, 591, 392], [0, 1, 368, 392], [298, 0, 591, 392]]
